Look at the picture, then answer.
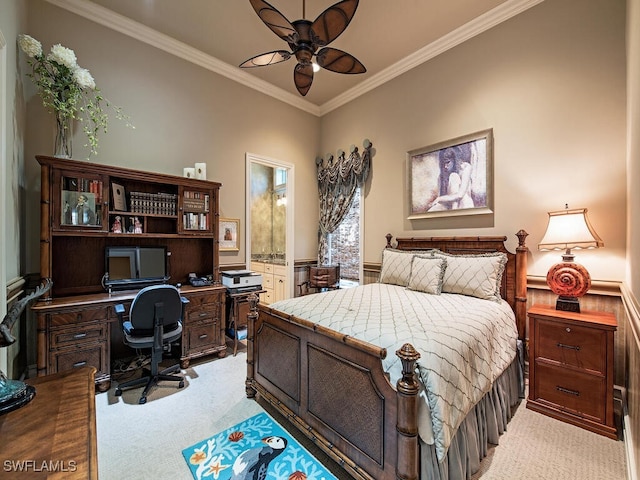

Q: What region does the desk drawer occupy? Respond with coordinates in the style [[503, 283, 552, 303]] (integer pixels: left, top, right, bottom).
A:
[[187, 305, 218, 323], [187, 293, 220, 309], [533, 361, 606, 422], [536, 319, 606, 373], [51, 324, 107, 348], [48, 306, 109, 328], [50, 342, 107, 375], [186, 322, 219, 350]]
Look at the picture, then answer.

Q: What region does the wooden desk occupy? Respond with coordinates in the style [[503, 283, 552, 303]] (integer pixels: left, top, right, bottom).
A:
[[0, 367, 97, 479], [31, 285, 226, 391]]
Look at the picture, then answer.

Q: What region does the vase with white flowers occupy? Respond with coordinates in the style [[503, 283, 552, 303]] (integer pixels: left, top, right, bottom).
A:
[[18, 34, 132, 159]]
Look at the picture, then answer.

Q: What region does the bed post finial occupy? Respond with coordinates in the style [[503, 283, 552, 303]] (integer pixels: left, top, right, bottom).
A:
[[245, 293, 260, 399], [516, 229, 528, 248], [395, 343, 420, 480], [385, 233, 393, 249], [514, 230, 529, 342]]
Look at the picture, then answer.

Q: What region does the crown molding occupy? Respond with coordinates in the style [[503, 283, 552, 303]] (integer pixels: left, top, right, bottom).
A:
[[319, 0, 545, 115], [46, 0, 542, 118], [44, 0, 321, 116]]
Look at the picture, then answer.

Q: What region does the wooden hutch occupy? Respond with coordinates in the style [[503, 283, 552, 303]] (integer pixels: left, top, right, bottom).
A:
[[32, 155, 227, 390]]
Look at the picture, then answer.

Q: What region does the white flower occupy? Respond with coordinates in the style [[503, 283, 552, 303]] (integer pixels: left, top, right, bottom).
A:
[[73, 67, 96, 90], [18, 34, 42, 58], [47, 44, 77, 70]]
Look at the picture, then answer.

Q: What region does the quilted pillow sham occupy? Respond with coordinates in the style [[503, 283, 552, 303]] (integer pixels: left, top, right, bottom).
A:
[[379, 248, 414, 286], [432, 251, 507, 301], [407, 256, 447, 294]]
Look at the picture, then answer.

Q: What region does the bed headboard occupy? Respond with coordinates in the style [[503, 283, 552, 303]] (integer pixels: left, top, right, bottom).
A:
[[386, 231, 529, 340]]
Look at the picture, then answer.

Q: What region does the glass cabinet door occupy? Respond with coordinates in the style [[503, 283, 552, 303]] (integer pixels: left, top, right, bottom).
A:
[[57, 171, 106, 230]]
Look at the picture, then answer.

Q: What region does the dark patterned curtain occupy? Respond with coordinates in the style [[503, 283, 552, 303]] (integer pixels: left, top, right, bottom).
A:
[[317, 140, 373, 264]]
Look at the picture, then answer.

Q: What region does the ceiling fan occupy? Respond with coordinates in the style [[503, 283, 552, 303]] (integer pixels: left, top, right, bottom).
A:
[[239, 0, 366, 96]]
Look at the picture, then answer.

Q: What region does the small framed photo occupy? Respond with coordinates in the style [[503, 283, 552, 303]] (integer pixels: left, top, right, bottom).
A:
[[111, 183, 127, 211], [61, 190, 98, 226], [219, 218, 240, 251], [407, 129, 494, 219]]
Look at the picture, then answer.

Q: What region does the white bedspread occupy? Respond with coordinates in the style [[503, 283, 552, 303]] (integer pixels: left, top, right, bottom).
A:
[[269, 283, 518, 462]]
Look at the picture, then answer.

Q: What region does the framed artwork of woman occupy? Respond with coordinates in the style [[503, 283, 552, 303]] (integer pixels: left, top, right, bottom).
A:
[[407, 129, 494, 219]]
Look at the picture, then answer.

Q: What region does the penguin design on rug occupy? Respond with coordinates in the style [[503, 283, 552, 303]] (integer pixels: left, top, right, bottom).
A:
[[230, 435, 288, 480]]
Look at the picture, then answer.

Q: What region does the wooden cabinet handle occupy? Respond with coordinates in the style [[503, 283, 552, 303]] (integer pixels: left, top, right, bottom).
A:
[[73, 361, 87, 368], [198, 334, 208, 339], [74, 332, 88, 339]]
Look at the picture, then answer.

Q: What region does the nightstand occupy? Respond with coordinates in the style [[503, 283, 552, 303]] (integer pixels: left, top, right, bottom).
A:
[[526, 304, 617, 439]]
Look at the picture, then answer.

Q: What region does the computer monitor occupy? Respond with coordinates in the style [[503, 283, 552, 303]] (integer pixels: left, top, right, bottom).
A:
[[104, 246, 168, 291]]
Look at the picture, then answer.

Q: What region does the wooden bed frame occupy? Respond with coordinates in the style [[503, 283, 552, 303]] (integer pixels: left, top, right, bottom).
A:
[[245, 231, 529, 480]]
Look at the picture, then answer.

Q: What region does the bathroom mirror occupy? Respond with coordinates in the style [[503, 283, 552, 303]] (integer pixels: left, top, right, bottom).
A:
[[245, 153, 294, 302]]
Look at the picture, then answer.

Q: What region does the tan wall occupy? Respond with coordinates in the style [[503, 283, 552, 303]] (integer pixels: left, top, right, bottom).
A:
[[626, 0, 640, 475], [22, 0, 321, 273], [320, 0, 627, 284]]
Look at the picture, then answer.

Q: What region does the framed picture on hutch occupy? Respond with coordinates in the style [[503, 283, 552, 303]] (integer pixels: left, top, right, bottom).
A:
[[407, 129, 494, 219]]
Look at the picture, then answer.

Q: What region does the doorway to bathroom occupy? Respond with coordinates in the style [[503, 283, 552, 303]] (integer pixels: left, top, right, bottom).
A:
[[245, 153, 294, 300]]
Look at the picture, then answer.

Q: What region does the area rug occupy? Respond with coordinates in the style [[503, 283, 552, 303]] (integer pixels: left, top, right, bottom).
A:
[[182, 411, 338, 480]]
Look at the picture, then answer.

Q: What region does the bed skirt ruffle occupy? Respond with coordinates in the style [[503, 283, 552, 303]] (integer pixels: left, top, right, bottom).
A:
[[421, 340, 525, 480]]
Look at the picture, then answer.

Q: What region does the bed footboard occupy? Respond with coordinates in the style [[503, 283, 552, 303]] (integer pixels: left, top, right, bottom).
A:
[[245, 294, 420, 480]]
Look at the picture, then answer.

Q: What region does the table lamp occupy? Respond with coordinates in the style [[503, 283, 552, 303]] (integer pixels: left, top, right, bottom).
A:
[[0, 278, 51, 415], [538, 205, 603, 313]]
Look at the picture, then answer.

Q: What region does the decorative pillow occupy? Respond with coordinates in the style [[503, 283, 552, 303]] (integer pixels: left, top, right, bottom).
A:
[[407, 256, 447, 295], [433, 252, 507, 301], [379, 249, 415, 286]]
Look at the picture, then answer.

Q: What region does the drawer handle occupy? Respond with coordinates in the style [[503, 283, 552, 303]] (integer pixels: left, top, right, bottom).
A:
[[73, 361, 87, 368], [557, 342, 580, 351], [73, 332, 88, 339], [198, 312, 208, 318], [556, 386, 580, 396], [198, 334, 208, 339]]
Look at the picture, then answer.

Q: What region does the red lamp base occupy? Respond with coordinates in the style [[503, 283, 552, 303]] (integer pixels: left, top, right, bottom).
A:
[[546, 261, 591, 314]]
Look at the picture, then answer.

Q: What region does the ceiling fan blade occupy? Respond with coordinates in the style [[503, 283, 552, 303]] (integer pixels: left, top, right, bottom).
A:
[[311, 0, 359, 46], [249, 0, 298, 43], [294, 63, 314, 96], [316, 47, 366, 74], [239, 50, 291, 68]]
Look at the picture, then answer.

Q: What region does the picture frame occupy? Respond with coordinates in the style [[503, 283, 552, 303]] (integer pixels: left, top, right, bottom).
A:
[[219, 218, 240, 251], [407, 129, 494, 219], [111, 182, 127, 211], [61, 190, 98, 226]]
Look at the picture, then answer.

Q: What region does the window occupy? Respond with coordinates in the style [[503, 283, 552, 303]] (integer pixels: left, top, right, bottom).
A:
[[327, 187, 361, 285]]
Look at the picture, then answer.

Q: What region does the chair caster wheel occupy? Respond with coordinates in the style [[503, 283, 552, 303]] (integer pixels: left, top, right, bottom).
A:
[[178, 380, 185, 388], [139, 396, 147, 404], [115, 388, 122, 397]]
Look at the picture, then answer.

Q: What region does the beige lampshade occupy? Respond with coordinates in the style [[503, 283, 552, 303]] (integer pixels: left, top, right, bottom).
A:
[[538, 207, 604, 251]]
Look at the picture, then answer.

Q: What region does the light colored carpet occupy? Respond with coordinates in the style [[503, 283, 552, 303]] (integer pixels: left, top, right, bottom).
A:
[[96, 349, 627, 480]]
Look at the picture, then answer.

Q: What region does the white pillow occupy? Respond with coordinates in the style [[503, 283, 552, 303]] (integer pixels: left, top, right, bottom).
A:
[[379, 249, 414, 286], [433, 252, 507, 301], [407, 256, 446, 294]]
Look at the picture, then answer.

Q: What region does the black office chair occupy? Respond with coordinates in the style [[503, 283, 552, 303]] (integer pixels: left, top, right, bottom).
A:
[[114, 285, 188, 404], [298, 264, 340, 296]]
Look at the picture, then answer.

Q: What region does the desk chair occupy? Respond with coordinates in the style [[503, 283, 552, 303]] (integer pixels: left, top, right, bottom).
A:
[[298, 264, 340, 296], [114, 285, 188, 404]]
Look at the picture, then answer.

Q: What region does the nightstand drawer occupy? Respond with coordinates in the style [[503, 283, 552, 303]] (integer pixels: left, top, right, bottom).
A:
[[536, 319, 606, 373], [534, 362, 606, 423]]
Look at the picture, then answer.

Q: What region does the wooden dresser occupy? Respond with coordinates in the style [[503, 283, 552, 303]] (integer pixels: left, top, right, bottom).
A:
[[527, 304, 617, 438], [0, 367, 97, 479]]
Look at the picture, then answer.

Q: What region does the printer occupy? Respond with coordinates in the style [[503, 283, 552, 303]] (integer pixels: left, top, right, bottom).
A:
[[221, 270, 263, 293]]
